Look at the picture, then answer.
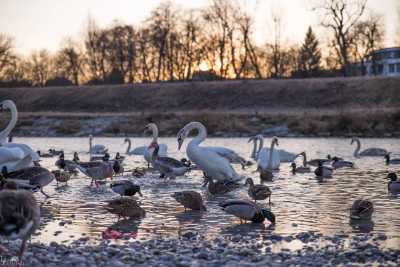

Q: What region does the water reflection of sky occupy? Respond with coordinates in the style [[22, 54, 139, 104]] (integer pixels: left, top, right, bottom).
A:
[[17, 137, 400, 250]]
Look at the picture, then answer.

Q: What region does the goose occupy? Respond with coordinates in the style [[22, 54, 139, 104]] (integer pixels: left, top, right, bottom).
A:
[[110, 180, 142, 197], [291, 152, 311, 174], [51, 170, 71, 186], [0, 100, 40, 166], [332, 157, 354, 169], [105, 197, 145, 219], [202, 175, 240, 194], [351, 138, 387, 157], [124, 138, 148, 156], [384, 153, 400, 165], [387, 173, 400, 193], [350, 199, 373, 220], [0, 187, 40, 259], [245, 178, 271, 205], [251, 135, 297, 162], [144, 123, 168, 167], [172, 191, 206, 211], [75, 161, 113, 187], [2, 166, 55, 197], [177, 122, 244, 183], [314, 161, 333, 178], [150, 143, 190, 179], [220, 199, 275, 224], [89, 134, 108, 155]]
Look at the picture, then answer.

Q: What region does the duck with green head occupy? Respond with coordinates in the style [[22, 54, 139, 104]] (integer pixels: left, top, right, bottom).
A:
[[387, 173, 400, 193], [220, 199, 275, 224]]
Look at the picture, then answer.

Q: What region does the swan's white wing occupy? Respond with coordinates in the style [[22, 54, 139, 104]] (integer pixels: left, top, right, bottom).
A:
[[277, 149, 297, 162], [204, 146, 245, 164], [158, 144, 168, 156], [0, 147, 26, 161], [3, 143, 40, 161], [0, 154, 33, 173], [130, 146, 148, 155]]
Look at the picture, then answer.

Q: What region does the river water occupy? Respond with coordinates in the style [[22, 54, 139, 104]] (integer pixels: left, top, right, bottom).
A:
[[14, 137, 400, 249]]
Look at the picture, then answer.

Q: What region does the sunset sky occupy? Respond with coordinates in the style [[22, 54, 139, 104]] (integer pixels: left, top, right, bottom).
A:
[[0, 0, 398, 55]]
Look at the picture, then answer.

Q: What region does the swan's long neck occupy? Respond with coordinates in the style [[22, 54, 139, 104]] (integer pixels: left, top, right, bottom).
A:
[[302, 153, 307, 167], [151, 125, 159, 143], [0, 103, 18, 144], [267, 140, 276, 169], [187, 122, 207, 147], [257, 136, 264, 157], [125, 139, 131, 154], [353, 139, 361, 157], [89, 137, 93, 155], [250, 138, 258, 159]]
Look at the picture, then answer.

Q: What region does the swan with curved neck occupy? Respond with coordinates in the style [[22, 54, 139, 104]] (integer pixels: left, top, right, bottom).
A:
[[0, 100, 18, 144], [252, 134, 296, 162], [177, 122, 243, 182], [124, 138, 147, 156], [89, 135, 107, 156], [143, 123, 168, 167], [351, 138, 387, 157], [255, 135, 280, 171]]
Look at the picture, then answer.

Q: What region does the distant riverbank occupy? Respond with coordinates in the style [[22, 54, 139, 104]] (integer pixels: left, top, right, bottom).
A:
[[1, 77, 399, 137]]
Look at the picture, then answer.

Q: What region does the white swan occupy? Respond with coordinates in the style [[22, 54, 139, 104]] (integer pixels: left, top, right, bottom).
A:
[[177, 122, 243, 182], [89, 134, 108, 155], [251, 135, 296, 162], [203, 147, 247, 168], [351, 138, 387, 157], [124, 138, 148, 155], [0, 147, 33, 173], [0, 100, 39, 169], [256, 135, 280, 170], [143, 123, 168, 166]]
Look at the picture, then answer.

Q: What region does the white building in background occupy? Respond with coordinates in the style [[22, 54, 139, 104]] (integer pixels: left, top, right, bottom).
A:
[[365, 47, 400, 76]]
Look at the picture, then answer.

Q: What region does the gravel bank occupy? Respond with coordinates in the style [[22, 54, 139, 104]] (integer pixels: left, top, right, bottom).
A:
[[4, 232, 399, 266]]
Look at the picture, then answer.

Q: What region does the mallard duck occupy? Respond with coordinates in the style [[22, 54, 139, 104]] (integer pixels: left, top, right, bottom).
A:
[[150, 143, 190, 179], [2, 166, 54, 197], [105, 197, 145, 219], [55, 153, 78, 173], [202, 175, 240, 195], [291, 162, 311, 174], [75, 161, 113, 187], [350, 199, 373, 220], [385, 153, 400, 165], [36, 150, 53, 158], [110, 180, 142, 197], [0, 187, 40, 259], [172, 191, 206, 211], [245, 178, 271, 205], [51, 170, 71, 186], [314, 161, 333, 178], [387, 173, 400, 193], [132, 167, 146, 178], [48, 148, 63, 156], [220, 199, 275, 224]]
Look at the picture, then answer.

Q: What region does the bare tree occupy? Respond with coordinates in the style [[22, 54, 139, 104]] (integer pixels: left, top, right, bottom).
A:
[[55, 39, 84, 85], [315, 0, 367, 76], [0, 34, 15, 80], [27, 50, 53, 86]]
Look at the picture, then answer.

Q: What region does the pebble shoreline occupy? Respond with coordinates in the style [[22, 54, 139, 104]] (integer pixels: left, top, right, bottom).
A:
[[3, 231, 399, 267]]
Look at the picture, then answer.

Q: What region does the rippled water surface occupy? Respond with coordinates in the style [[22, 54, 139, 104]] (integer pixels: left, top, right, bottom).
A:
[[15, 137, 400, 248]]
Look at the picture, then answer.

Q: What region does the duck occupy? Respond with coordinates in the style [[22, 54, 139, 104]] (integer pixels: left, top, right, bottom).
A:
[[55, 153, 78, 173], [105, 197, 145, 219], [351, 138, 387, 157], [114, 152, 125, 163], [75, 161, 113, 187], [202, 175, 240, 194], [89, 134, 108, 155], [304, 153, 332, 167], [0, 186, 40, 259], [124, 138, 148, 156], [36, 150, 54, 158], [291, 152, 311, 174], [150, 143, 190, 179], [131, 167, 146, 178], [177, 122, 244, 183], [2, 166, 55, 197], [387, 173, 400, 193], [48, 148, 63, 156], [172, 191, 206, 211], [250, 135, 297, 162], [245, 178, 271, 205], [332, 157, 354, 169], [350, 199, 373, 220], [0, 100, 40, 165], [314, 161, 333, 178], [51, 170, 71, 186], [110, 180, 142, 197], [144, 123, 168, 167], [220, 199, 275, 224], [384, 153, 400, 165]]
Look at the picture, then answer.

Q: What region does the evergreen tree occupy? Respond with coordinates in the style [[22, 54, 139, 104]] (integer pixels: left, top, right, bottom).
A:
[[298, 27, 321, 77]]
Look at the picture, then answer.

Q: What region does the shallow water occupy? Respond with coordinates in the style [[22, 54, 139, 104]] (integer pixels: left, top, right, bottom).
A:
[[14, 137, 400, 249]]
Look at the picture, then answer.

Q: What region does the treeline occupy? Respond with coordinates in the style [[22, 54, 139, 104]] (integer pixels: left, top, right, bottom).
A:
[[0, 0, 386, 87]]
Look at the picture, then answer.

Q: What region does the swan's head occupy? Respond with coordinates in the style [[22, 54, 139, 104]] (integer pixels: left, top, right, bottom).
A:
[[0, 100, 16, 112], [124, 137, 129, 143], [350, 138, 358, 145], [144, 123, 157, 134], [177, 128, 187, 150], [89, 134, 93, 140]]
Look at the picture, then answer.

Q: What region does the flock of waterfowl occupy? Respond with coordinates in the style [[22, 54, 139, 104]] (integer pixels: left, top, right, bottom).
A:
[[0, 99, 399, 259]]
